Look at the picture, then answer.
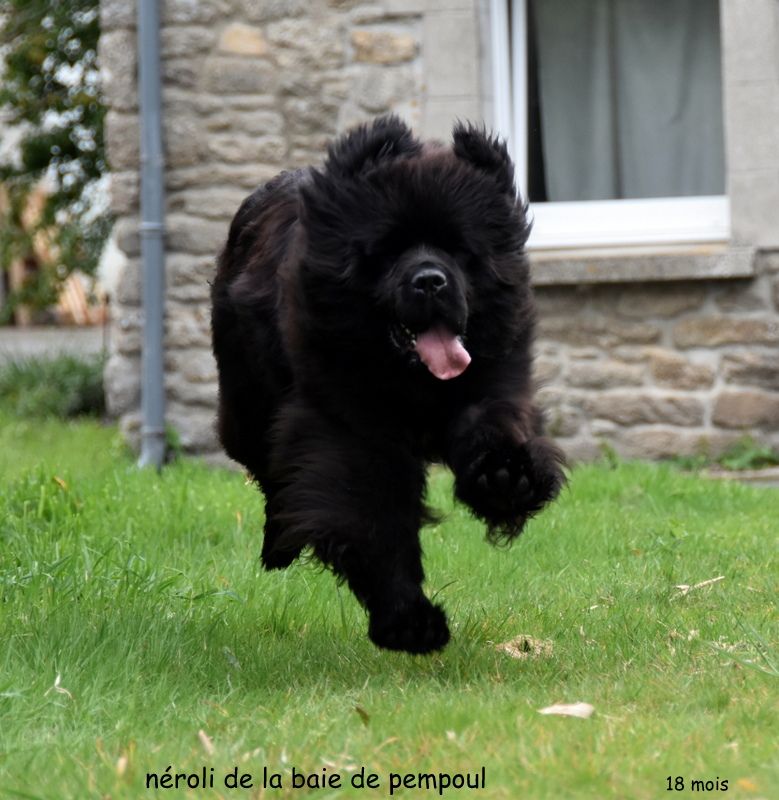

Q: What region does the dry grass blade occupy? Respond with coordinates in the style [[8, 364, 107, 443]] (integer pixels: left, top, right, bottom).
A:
[[198, 729, 215, 756], [538, 702, 595, 718], [673, 575, 725, 598], [44, 673, 73, 700]]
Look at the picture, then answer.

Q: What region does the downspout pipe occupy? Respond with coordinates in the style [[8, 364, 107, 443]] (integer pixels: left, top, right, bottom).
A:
[[137, 0, 166, 469]]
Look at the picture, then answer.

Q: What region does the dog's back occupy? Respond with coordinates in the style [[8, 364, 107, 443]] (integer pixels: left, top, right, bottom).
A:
[[211, 171, 303, 480]]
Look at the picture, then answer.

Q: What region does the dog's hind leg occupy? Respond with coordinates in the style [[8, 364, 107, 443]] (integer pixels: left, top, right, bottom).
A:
[[260, 479, 303, 569], [269, 408, 450, 654]]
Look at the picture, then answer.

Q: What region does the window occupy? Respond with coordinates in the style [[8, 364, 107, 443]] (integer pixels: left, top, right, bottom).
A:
[[490, 0, 729, 250]]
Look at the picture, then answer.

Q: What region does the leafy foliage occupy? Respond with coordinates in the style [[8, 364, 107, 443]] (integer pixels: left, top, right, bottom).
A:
[[0, 353, 105, 417], [0, 0, 110, 318], [671, 436, 779, 472]]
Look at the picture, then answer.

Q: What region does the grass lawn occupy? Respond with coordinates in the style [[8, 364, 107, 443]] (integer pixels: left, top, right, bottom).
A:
[[0, 407, 776, 799]]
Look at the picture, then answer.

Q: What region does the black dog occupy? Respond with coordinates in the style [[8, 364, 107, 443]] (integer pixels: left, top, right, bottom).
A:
[[211, 116, 564, 654]]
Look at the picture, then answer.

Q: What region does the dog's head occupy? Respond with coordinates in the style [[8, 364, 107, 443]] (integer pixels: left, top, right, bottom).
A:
[[297, 116, 532, 380]]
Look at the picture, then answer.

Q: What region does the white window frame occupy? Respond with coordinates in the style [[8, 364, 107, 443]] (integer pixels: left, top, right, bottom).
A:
[[490, 0, 730, 251]]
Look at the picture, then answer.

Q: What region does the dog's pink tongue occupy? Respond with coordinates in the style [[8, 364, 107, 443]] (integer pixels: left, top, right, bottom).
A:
[[414, 326, 471, 380]]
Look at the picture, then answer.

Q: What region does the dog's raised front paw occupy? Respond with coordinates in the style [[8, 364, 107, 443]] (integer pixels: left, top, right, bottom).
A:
[[455, 437, 564, 537]]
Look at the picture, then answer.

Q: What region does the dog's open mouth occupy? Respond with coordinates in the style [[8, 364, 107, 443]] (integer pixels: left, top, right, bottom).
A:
[[390, 323, 471, 380]]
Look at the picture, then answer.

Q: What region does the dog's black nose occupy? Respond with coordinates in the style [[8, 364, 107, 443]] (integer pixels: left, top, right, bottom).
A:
[[411, 266, 447, 296]]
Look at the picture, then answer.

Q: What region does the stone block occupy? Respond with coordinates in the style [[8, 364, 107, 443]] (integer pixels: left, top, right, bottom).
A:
[[166, 214, 226, 256], [114, 217, 141, 258], [722, 352, 779, 391], [99, 29, 137, 111], [584, 392, 705, 427], [113, 309, 143, 355], [566, 361, 644, 390], [166, 163, 281, 192], [530, 249, 756, 286], [230, 110, 286, 136], [100, 0, 135, 30], [567, 347, 600, 360], [109, 172, 139, 216], [611, 346, 649, 363], [615, 428, 742, 460], [266, 18, 346, 70], [289, 133, 333, 156], [105, 111, 139, 170], [284, 97, 339, 136], [167, 402, 219, 451], [614, 283, 707, 318], [758, 251, 779, 274], [115, 258, 141, 305], [165, 301, 212, 349], [553, 435, 601, 464], [534, 286, 589, 316], [161, 0, 230, 25], [218, 23, 269, 56], [538, 316, 661, 348], [200, 450, 239, 470], [167, 254, 217, 288], [648, 349, 716, 390], [167, 281, 211, 304], [351, 29, 418, 63], [336, 102, 381, 135], [350, 3, 425, 23], [544, 405, 583, 438], [712, 278, 770, 311], [673, 316, 779, 347], [104, 352, 140, 416], [162, 58, 199, 89], [352, 65, 418, 112], [713, 390, 779, 428], [161, 25, 216, 58], [165, 348, 218, 384], [166, 374, 219, 406], [533, 356, 562, 384], [207, 134, 287, 165], [179, 187, 248, 221], [238, 0, 308, 23], [202, 57, 278, 95], [164, 116, 209, 168]]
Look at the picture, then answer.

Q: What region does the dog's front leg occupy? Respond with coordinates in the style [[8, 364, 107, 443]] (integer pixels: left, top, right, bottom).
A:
[[447, 398, 566, 540]]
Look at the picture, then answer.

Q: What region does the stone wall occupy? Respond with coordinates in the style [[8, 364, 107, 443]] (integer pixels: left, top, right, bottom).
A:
[[535, 252, 779, 461], [100, 0, 779, 464], [101, 0, 439, 457]]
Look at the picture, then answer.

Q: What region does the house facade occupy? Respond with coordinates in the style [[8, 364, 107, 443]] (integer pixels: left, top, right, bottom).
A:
[[101, 0, 779, 463]]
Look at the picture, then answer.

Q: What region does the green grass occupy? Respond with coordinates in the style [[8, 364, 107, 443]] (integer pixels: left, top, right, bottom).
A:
[[0, 408, 776, 799]]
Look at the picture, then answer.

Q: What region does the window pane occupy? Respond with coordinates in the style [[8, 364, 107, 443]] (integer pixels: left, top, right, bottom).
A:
[[527, 0, 725, 202]]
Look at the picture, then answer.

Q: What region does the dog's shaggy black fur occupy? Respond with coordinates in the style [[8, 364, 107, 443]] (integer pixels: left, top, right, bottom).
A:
[[211, 116, 565, 654]]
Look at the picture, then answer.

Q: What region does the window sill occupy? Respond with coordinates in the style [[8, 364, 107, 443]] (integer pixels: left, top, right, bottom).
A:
[[529, 244, 755, 286]]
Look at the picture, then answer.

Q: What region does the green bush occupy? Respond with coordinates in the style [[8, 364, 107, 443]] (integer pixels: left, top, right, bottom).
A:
[[671, 436, 779, 472], [0, 353, 105, 418], [0, 0, 110, 319]]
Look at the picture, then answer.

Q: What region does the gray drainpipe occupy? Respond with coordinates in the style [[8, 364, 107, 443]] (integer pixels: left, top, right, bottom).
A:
[[137, 0, 166, 469]]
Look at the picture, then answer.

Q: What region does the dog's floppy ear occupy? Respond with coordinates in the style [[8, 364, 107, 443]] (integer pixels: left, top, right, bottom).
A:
[[325, 114, 421, 177], [452, 122, 516, 195]]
